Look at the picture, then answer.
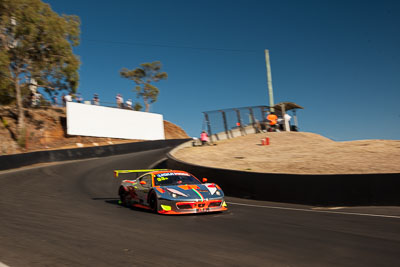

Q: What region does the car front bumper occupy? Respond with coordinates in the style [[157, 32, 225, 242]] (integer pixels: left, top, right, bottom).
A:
[[157, 197, 228, 215]]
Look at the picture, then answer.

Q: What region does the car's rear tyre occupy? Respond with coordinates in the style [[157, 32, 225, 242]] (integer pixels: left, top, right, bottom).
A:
[[148, 191, 158, 213]]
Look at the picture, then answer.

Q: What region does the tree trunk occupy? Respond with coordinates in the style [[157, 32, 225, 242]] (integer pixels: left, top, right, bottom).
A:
[[14, 76, 25, 136], [144, 98, 150, 112]]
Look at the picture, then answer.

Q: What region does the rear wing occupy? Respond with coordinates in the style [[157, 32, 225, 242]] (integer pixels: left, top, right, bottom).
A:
[[114, 169, 169, 178]]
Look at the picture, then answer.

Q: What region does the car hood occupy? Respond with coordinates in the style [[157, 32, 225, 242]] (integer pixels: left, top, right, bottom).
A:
[[159, 183, 223, 200]]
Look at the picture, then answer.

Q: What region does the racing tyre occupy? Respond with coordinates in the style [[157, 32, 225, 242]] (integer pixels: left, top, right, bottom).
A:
[[148, 191, 158, 213], [119, 188, 128, 207]]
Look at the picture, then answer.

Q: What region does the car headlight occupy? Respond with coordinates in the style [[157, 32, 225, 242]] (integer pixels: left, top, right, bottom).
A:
[[171, 193, 177, 198], [216, 191, 221, 196]]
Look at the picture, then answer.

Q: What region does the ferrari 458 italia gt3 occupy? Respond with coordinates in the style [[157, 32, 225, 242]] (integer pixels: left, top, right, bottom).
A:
[[114, 169, 227, 214]]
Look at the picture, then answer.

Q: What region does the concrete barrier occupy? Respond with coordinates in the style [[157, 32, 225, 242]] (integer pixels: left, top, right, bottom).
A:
[[0, 139, 190, 171], [211, 125, 256, 141], [166, 143, 400, 206]]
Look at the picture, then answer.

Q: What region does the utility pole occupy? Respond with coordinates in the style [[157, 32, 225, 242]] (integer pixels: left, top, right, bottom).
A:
[[265, 49, 275, 112]]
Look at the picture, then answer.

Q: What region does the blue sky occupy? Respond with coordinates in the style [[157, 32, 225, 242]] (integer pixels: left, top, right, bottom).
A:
[[44, 0, 400, 140]]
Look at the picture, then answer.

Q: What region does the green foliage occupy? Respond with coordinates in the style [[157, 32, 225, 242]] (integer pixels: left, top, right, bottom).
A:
[[0, 51, 13, 104], [120, 61, 167, 112], [0, 0, 80, 131], [0, 0, 81, 93], [0, 84, 13, 104], [133, 102, 143, 111]]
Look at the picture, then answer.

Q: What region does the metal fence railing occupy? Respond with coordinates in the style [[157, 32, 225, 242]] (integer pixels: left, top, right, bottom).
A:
[[203, 104, 302, 142], [202, 105, 271, 142]]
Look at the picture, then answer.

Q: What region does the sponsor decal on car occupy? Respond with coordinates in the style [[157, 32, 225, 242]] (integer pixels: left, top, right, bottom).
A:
[[205, 183, 218, 195], [155, 172, 190, 177], [166, 188, 188, 197]]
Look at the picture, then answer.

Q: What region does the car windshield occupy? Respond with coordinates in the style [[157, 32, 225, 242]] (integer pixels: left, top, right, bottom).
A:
[[154, 173, 200, 186]]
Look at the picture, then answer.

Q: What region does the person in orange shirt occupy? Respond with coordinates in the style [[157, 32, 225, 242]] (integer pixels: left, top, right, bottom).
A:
[[267, 112, 278, 131]]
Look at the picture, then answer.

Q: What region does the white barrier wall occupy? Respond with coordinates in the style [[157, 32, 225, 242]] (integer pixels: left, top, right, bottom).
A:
[[66, 102, 165, 140]]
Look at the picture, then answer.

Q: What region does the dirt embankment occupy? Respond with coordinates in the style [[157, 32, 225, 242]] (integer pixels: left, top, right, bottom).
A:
[[0, 106, 189, 155], [173, 132, 400, 174]]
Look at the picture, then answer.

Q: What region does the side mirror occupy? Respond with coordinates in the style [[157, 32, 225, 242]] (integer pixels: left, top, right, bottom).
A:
[[140, 181, 147, 185], [202, 178, 208, 183]]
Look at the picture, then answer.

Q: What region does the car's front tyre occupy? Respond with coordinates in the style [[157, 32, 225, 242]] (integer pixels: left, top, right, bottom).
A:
[[119, 187, 129, 207], [148, 191, 158, 213]]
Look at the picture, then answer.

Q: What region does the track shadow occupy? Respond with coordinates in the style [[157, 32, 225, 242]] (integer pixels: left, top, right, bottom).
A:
[[92, 197, 155, 214]]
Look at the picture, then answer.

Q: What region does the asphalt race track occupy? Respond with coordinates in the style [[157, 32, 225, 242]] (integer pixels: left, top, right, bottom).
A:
[[1, 148, 400, 266]]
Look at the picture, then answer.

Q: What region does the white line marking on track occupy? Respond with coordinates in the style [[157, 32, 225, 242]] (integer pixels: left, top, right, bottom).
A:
[[312, 207, 344, 210], [0, 261, 10, 267], [227, 202, 400, 219]]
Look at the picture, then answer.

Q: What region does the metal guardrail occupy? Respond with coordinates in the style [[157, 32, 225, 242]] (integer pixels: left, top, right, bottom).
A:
[[202, 105, 301, 141], [203, 105, 271, 142]]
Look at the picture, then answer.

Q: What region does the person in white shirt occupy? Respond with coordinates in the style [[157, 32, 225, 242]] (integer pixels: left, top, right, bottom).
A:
[[35, 92, 41, 106], [64, 93, 72, 102], [284, 113, 292, 131], [116, 94, 124, 108], [126, 99, 132, 109]]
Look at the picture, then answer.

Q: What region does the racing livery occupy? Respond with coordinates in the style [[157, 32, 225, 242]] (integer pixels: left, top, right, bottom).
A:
[[114, 169, 228, 214]]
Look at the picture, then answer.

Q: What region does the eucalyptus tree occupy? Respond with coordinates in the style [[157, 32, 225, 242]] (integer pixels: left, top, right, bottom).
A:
[[120, 61, 167, 112], [0, 0, 80, 139]]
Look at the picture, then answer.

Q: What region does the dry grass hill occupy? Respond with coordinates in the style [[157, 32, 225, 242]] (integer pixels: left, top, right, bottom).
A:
[[173, 132, 400, 174]]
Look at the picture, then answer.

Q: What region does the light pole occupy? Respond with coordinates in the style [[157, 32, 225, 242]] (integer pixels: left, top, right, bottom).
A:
[[264, 49, 275, 112]]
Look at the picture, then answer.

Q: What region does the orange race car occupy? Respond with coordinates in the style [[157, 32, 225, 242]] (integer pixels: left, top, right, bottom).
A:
[[115, 169, 228, 215]]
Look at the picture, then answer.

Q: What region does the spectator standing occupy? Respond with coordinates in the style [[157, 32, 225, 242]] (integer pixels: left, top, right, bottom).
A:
[[267, 112, 278, 132], [62, 93, 66, 107], [200, 130, 209, 146], [35, 92, 41, 107], [29, 80, 37, 107], [52, 94, 58, 106], [64, 93, 72, 103], [126, 99, 132, 109], [284, 113, 292, 132], [31, 91, 37, 107], [92, 94, 99, 105], [116, 94, 123, 108]]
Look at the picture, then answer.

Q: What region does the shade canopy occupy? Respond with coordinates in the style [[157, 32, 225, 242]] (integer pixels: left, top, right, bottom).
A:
[[273, 102, 304, 111]]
